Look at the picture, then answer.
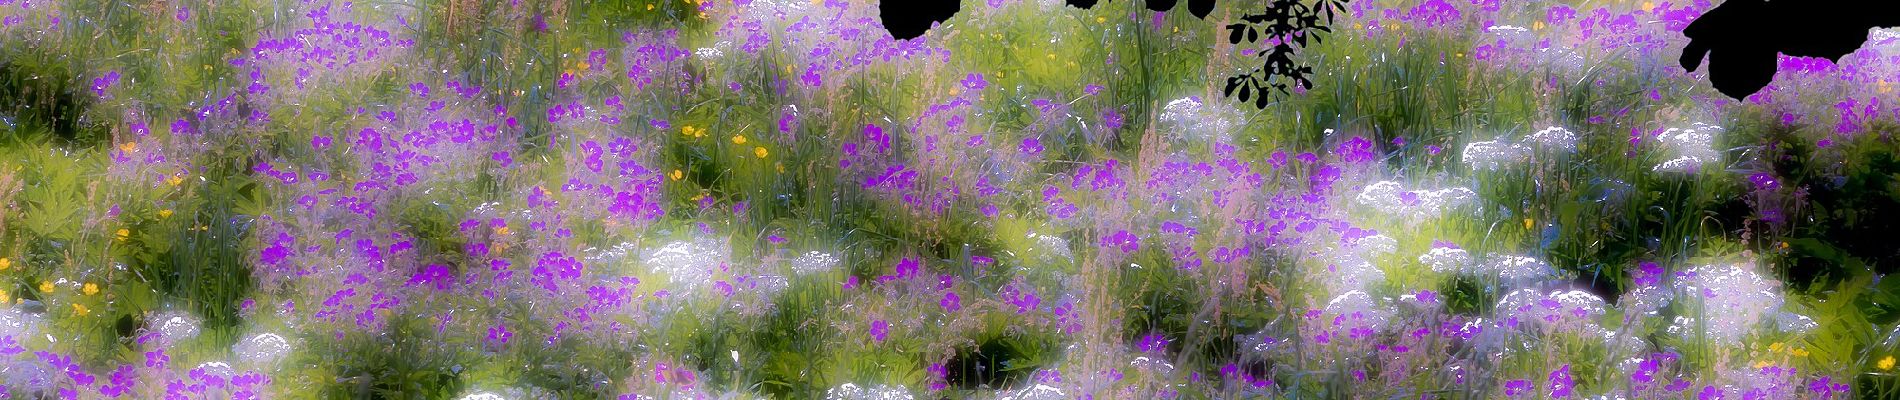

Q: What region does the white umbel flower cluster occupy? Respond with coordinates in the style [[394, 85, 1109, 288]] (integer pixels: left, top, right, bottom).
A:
[[1463, 126, 1579, 170], [826, 383, 915, 400], [1652, 123, 1722, 174], [1354, 180, 1479, 220]]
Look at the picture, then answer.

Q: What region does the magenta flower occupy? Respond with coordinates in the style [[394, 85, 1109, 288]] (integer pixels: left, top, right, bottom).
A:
[[894, 257, 921, 279], [488, 323, 512, 345], [1101, 229, 1141, 253], [1020, 137, 1044, 157], [1138, 333, 1169, 353], [1335, 136, 1376, 163], [1503, 379, 1532, 397], [961, 73, 988, 91], [940, 291, 962, 312], [1698, 385, 1725, 400], [406, 264, 456, 291], [1547, 365, 1573, 397], [1748, 172, 1779, 191], [869, 320, 889, 342]]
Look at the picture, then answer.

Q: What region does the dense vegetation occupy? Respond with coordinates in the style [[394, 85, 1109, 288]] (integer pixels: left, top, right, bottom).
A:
[[0, 0, 1895, 398]]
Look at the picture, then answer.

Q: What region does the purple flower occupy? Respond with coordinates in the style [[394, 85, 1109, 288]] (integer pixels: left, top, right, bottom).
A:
[[1020, 137, 1044, 157], [1503, 379, 1533, 397], [91, 71, 121, 98], [1548, 365, 1573, 397], [406, 264, 455, 291], [778, 110, 798, 132], [1666, 378, 1693, 392], [961, 73, 988, 91], [1138, 333, 1169, 353], [144, 349, 169, 368], [1101, 230, 1141, 253], [940, 291, 962, 312], [869, 320, 889, 342], [1699, 385, 1725, 400], [1335, 136, 1376, 163], [1634, 261, 1665, 287], [1749, 172, 1779, 191], [800, 63, 823, 87], [1546, 5, 1576, 25], [894, 257, 920, 279], [488, 323, 513, 345]]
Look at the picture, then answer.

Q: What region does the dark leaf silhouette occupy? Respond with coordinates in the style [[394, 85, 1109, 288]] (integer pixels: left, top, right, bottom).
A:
[[1679, 0, 1900, 100], [880, 0, 963, 40]]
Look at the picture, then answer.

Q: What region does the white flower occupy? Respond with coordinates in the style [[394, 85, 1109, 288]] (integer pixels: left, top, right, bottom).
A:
[[790, 251, 841, 275], [644, 237, 729, 289], [1419, 247, 1474, 273], [1353, 234, 1398, 256], [1525, 126, 1578, 152], [234, 332, 293, 366], [826, 383, 914, 400], [1355, 181, 1479, 220], [1488, 255, 1553, 284], [1670, 262, 1783, 344], [1463, 139, 1528, 170], [1652, 123, 1722, 174], [1496, 288, 1607, 334]]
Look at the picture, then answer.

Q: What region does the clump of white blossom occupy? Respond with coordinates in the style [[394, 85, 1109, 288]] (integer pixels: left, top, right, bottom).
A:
[[1652, 123, 1722, 173]]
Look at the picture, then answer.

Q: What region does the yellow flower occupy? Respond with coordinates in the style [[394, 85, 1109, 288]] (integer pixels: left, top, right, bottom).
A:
[[646, 3, 654, 10], [682, 125, 705, 138], [731, 135, 747, 145], [1533, 21, 1546, 31], [1524, 218, 1534, 230], [1753, 360, 1773, 369], [1641, 1, 1657, 12], [158, 209, 173, 219], [39, 281, 53, 293], [119, 142, 138, 153], [115, 228, 130, 242], [670, 169, 684, 181], [775, 162, 784, 173], [1879, 355, 1895, 371], [166, 175, 185, 186], [82, 283, 97, 296], [72, 303, 89, 316], [753, 147, 769, 158], [1095, 16, 1105, 24], [1791, 348, 1809, 357], [494, 226, 511, 236], [1768, 342, 1785, 352], [0, 258, 9, 271], [0, 290, 10, 304]]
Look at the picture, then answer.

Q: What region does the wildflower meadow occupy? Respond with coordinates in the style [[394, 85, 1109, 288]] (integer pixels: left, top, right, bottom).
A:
[[0, 0, 1896, 398]]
